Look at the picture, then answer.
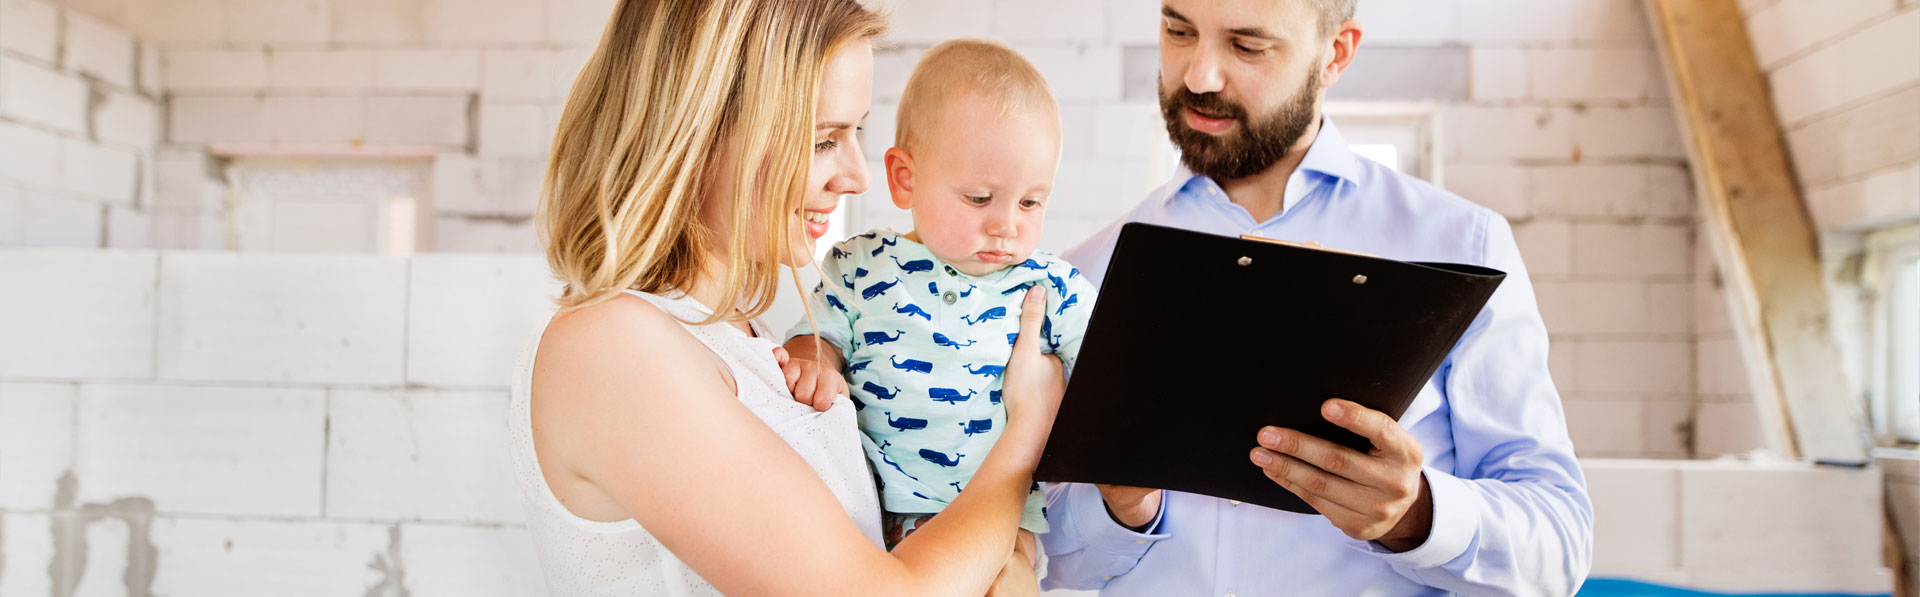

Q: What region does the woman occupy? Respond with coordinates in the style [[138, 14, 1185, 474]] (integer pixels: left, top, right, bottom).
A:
[[506, 0, 1066, 594]]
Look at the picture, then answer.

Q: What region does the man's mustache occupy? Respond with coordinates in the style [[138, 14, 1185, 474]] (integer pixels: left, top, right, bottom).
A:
[[1167, 89, 1247, 122]]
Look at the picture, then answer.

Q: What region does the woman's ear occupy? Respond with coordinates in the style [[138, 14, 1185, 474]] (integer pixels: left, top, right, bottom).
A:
[[884, 146, 915, 211]]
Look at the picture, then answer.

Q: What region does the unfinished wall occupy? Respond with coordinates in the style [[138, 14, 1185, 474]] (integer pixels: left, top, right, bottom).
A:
[[0, 250, 558, 595], [0, 0, 160, 248], [1737, 0, 1920, 591]]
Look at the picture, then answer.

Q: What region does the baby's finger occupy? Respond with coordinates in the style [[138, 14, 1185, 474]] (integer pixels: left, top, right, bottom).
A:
[[771, 346, 789, 367], [782, 360, 802, 388], [794, 369, 819, 402]]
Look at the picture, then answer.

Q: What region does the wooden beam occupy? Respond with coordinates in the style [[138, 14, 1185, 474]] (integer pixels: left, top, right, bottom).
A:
[[1642, 0, 1870, 463]]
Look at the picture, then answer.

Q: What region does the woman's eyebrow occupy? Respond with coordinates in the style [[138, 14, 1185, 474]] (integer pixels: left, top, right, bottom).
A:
[[817, 111, 872, 131]]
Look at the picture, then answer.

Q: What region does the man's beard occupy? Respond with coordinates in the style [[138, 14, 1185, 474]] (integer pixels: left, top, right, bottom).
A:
[[1159, 66, 1320, 182]]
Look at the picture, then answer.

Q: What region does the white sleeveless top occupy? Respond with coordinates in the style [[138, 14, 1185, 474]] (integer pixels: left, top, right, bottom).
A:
[[509, 290, 884, 596]]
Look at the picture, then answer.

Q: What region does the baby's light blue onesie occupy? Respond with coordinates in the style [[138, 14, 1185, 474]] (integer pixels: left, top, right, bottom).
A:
[[784, 229, 1096, 533]]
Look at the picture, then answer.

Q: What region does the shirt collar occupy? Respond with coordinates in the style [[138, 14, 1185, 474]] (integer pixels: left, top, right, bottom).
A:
[[1163, 116, 1360, 207], [879, 229, 1021, 283]]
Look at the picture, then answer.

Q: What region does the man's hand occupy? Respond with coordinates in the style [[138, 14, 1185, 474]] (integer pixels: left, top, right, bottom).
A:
[[1096, 485, 1162, 530], [773, 338, 848, 412], [1249, 398, 1433, 552]]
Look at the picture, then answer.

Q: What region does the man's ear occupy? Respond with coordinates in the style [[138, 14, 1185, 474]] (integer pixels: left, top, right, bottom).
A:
[[1319, 19, 1363, 89], [884, 146, 915, 211]]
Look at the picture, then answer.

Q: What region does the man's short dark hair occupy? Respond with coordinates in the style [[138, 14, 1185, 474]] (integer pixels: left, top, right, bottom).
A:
[[1315, 0, 1357, 34]]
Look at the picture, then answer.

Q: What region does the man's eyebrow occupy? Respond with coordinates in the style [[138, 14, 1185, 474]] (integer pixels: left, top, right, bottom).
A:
[[1228, 26, 1278, 40], [1162, 6, 1278, 41]]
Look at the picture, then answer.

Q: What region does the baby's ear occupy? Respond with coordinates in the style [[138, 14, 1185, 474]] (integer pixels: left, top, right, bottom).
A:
[[883, 147, 915, 210]]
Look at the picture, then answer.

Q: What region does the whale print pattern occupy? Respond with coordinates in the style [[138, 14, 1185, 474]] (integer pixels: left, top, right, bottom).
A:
[[780, 229, 1097, 532]]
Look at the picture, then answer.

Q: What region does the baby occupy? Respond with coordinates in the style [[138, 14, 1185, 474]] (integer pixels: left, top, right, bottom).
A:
[[779, 39, 1095, 594]]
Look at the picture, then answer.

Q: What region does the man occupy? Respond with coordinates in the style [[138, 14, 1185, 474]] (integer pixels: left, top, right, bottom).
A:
[[1039, 1, 1593, 595]]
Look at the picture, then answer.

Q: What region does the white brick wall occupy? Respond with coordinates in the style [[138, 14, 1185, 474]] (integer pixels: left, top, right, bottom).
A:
[[0, 119, 60, 189], [0, 0, 59, 63], [148, 518, 392, 595], [374, 49, 483, 91], [0, 513, 56, 596], [364, 95, 472, 147], [267, 49, 376, 91], [92, 89, 159, 150], [0, 1, 160, 250], [0, 383, 76, 509], [156, 253, 408, 385], [0, 251, 155, 380], [325, 390, 522, 523], [163, 49, 270, 91], [401, 524, 552, 596], [1586, 460, 1894, 592], [406, 254, 557, 387], [58, 137, 138, 204], [75, 383, 326, 516], [0, 56, 88, 134], [64, 11, 136, 88]]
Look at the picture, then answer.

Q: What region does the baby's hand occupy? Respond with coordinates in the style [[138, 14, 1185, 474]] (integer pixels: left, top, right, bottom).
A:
[[772, 346, 849, 412]]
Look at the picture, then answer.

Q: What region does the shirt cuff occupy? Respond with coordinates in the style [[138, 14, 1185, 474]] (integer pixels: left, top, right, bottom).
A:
[[1354, 467, 1478, 570], [1064, 483, 1171, 559]]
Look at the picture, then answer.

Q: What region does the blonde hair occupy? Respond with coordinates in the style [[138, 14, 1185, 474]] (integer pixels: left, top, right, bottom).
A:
[[539, 0, 886, 323], [895, 39, 1058, 156]]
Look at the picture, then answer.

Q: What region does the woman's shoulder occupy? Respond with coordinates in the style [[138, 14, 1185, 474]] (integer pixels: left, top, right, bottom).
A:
[[535, 292, 712, 386]]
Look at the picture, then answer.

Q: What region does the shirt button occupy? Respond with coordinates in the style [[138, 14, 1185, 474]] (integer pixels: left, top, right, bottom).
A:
[[1226, 593, 1236, 597], [1103, 576, 1115, 581], [942, 291, 957, 305], [1229, 500, 1241, 506], [1134, 539, 1147, 544], [944, 266, 958, 276]]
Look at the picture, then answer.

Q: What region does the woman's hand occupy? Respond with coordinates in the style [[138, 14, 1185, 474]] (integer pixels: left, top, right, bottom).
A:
[[1000, 286, 1066, 435]]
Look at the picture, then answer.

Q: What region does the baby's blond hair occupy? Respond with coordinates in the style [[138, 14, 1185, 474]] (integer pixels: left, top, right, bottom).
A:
[[895, 39, 1058, 155]]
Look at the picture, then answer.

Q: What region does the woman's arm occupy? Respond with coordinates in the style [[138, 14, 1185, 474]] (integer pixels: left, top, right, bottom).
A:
[[532, 288, 1062, 596]]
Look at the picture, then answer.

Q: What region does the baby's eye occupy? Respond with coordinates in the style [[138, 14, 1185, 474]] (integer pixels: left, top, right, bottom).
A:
[[1019, 198, 1043, 210], [964, 195, 991, 205]]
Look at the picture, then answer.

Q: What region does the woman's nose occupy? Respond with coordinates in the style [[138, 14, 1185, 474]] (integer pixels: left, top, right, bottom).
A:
[[829, 144, 870, 195]]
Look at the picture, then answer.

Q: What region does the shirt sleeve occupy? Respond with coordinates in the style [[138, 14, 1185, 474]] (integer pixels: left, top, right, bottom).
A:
[[1038, 482, 1172, 590], [781, 241, 861, 358], [1358, 212, 1594, 595], [1045, 262, 1099, 376]]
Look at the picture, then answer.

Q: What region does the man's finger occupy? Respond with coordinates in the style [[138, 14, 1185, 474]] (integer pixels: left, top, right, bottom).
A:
[[1257, 426, 1384, 484], [1268, 467, 1370, 530], [1321, 399, 1418, 461], [1251, 448, 1372, 508]]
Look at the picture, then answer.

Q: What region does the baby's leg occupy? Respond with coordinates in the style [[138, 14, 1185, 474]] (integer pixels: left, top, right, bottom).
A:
[[985, 530, 1040, 597]]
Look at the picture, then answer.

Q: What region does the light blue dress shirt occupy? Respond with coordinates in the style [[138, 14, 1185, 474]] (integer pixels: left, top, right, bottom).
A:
[[1040, 119, 1593, 596]]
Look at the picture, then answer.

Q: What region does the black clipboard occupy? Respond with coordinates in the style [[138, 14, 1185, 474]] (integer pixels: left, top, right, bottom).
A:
[[1033, 223, 1506, 514]]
